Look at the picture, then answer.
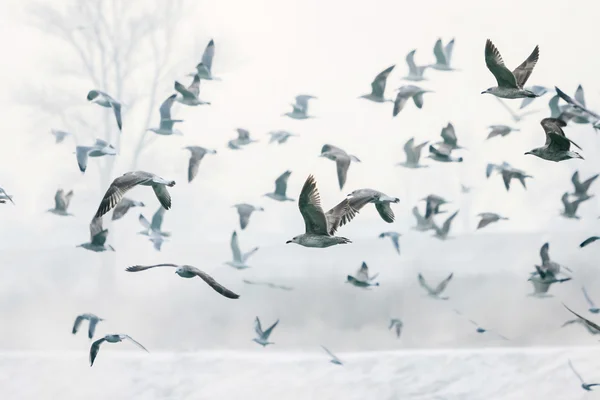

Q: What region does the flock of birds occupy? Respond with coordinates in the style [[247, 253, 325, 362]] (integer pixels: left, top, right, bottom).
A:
[[17, 35, 600, 385]]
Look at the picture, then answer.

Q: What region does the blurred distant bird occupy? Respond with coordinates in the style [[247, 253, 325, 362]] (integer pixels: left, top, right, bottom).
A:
[[87, 90, 122, 130], [581, 236, 600, 248], [242, 279, 293, 291], [495, 97, 539, 122], [403, 49, 428, 81], [321, 346, 343, 365], [175, 74, 210, 106], [228, 129, 258, 149], [90, 334, 148, 367], [111, 198, 145, 221], [582, 286, 600, 314], [347, 262, 380, 288], [453, 309, 509, 340], [253, 317, 279, 347], [486, 124, 519, 140], [147, 231, 166, 251], [536, 242, 570, 276], [286, 175, 361, 247], [562, 318, 600, 335], [555, 86, 600, 124], [184, 146, 216, 183], [389, 318, 403, 338], [148, 94, 183, 135], [359, 65, 395, 103], [432, 210, 459, 240], [320, 144, 361, 190], [476, 212, 508, 230], [77, 217, 114, 252], [50, 129, 71, 144], [379, 231, 401, 255], [393, 85, 433, 116], [75, 139, 117, 173], [347, 189, 399, 223], [519, 85, 551, 109], [525, 118, 583, 161], [422, 194, 449, 219], [191, 39, 218, 80], [429, 38, 457, 71], [72, 313, 103, 339], [486, 162, 532, 191], [528, 266, 571, 297], [564, 304, 600, 333], [268, 130, 297, 144], [48, 189, 74, 216], [428, 144, 463, 163], [125, 263, 239, 299], [481, 39, 539, 99], [284, 95, 317, 119], [568, 359, 600, 391], [571, 171, 598, 201], [233, 203, 264, 230], [139, 207, 170, 251], [436, 123, 465, 150], [264, 171, 294, 202], [412, 206, 434, 231], [560, 192, 587, 219], [225, 231, 259, 270], [418, 272, 453, 300], [397, 137, 429, 169], [94, 171, 175, 219], [461, 184, 472, 194]]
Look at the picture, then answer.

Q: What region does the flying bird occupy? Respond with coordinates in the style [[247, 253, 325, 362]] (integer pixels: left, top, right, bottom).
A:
[[175, 74, 210, 106], [87, 90, 123, 130], [486, 125, 519, 140], [560, 192, 587, 219], [429, 38, 457, 71], [519, 85, 551, 109], [580, 236, 600, 248], [486, 162, 532, 191], [422, 194, 450, 219], [525, 118, 583, 161], [111, 198, 145, 221], [481, 39, 540, 99], [418, 273, 453, 300], [228, 128, 258, 149], [528, 266, 571, 297], [389, 319, 403, 338], [192, 39, 217, 80], [563, 304, 600, 334], [568, 359, 600, 391], [347, 189, 399, 223], [397, 137, 429, 169], [72, 313, 103, 339], [268, 131, 297, 144], [77, 217, 114, 252], [147, 94, 184, 135], [225, 231, 259, 270], [138, 207, 171, 251], [436, 123, 465, 150], [359, 65, 395, 102], [184, 146, 216, 183], [562, 318, 600, 335], [253, 317, 279, 347], [51, 129, 71, 144], [412, 206, 434, 231], [346, 262, 380, 288], [379, 231, 401, 255], [89, 334, 148, 366], [476, 212, 508, 230], [428, 144, 463, 163], [452, 309, 509, 340], [535, 242, 571, 276], [571, 171, 598, 201], [283, 95, 317, 119], [321, 346, 343, 365], [555, 86, 600, 123], [432, 210, 459, 240], [495, 97, 539, 122], [264, 171, 294, 202], [75, 139, 117, 173], [393, 85, 433, 116], [125, 264, 239, 299], [319, 144, 361, 190], [47, 189, 74, 216], [403, 49, 428, 81], [233, 203, 264, 230], [581, 286, 600, 314], [94, 171, 175, 219]]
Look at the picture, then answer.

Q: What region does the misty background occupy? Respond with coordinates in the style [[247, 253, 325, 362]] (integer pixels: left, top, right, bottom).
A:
[[0, 0, 599, 358]]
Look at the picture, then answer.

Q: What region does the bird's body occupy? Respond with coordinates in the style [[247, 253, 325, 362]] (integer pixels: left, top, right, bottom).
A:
[[175, 75, 210, 106], [347, 262, 380, 288], [389, 318, 403, 338], [486, 162, 532, 191], [75, 139, 117, 173], [404, 49, 428, 81], [111, 198, 145, 221], [253, 317, 279, 347], [428, 144, 463, 163], [228, 129, 258, 149], [398, 137, 429, 168], [429, 38, 457, 71], [89, 334, 148, 366], [51, 129, 71, 144], [379, 231, 401, 255], [486, 125, 519, 140], [418, 273, 453, 300], [571, 171, 598, 201], [320, 144, 361, 190], [233, 203, 264, 230], [191, 39, 217, 80], [148, 94, 184, 135], [476, 212, 508, 230], [268, 131, 297, 144], [412, 206, 434, 231], [138, 206, 171, 251], [432, 210, 459, 240], [359, 65, 395, 103], [225, 231, 258, 270], [525, 118, 583, 162], [264, 171, 294, 201], [72, 313, 103, 339], [528, 266, 571, 297], [393, 85, 432, 116], [436, 123, 465, 151], [77, 217, 114, 252], [561, 192, 587, 219], [87, 90, 122, 130], [48, 189, 74, 216], [184, 146, 216, 183], [283, 95, 317, 119]]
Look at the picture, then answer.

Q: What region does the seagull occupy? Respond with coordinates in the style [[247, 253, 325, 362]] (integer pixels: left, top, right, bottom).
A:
[[0, 188, 14, 204], [51, 129, 71, 144], [571, 171, 598, 201], [555, 86, 600, 123], [562, 318, 600, 335], [481, 39, 539, 99], [175, 75, 210, 106], [111, 198, 145, 221], [563, 304, 600, 334], [561, 192, 587, 219], [404, 49, 428, 81], [461, 184, 472, 194], [452, 309, 509, 340], [519, 86, 551, 109], [233, 203, 264, 230], [264, 171, 294, 202], [94, 171, 175, 219], [321, 346, 343, 365], [253, 317, 279, 347], [582, 286, 600, 314], [495, 97, 540, 122], [192, 39, 218, 80], [581, 236, 600, 248], [436, 123, 465, 150], [283, 95, 317, 119], [47, 189, 74, 216], [347, 262, 380, 288], [486, 125, 520, 140], [432, 210, 459, 240], [486, 162, 532, 191], [148, 94, 184, 135], [379, 232, 401, 255], [568, 359, 600, 391], [319, 144, 361, 190], [412, 206, 434, 231], [268, 130, 297, 144], [536, 242, 570, 276], [359, 65, 395, 103], [429, 38, 457, 71], [347, 189, 400, 223], [476, 212, 508, 230], [125, 263, 239, 299], [418, 273, 453, 300], [184, 146, 216, 183], [422, 194, 450, 219], [228, 129, 258, 149], [225, 231, 259, 270], [75, 139, 117, 173], [77, 217, 114, 252], [72, 313, 103, 339], [528, 266, 571, 297], [87, 90, 122, 130], [286, 174, 362, 248], [147, 231, 166, 251], [525, 118, 583, 162], [428, 144, 463, 163], [389, 318, 403, 338], [139, 206, 170, 240], [397, 137, 429, 168], [242, 279, 293, 291], [89, 334, 148, 367], [393, 85, 433, 116]]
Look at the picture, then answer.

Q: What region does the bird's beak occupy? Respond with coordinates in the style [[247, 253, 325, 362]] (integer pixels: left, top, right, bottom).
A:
[[285, 240, 292, 244], [524, 152, 531, 155], [480, 90, 487, 94]]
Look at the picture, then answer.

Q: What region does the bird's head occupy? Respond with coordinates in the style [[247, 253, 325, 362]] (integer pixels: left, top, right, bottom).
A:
[[524, 149, 540, 157], [319, 152, 336, 161], [286, 236, 299, 244], [481, 88, 493, 95], [167, 180, 176, 187], [457, 157, 464, 162]]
